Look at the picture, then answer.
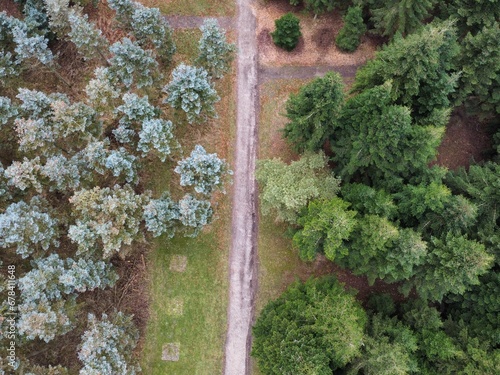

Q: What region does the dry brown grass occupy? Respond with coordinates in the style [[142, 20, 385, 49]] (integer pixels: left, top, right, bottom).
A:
[[255, 0, 378, 67]]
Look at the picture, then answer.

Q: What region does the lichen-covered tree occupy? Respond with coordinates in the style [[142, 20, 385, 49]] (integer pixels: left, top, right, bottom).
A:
[[108, 38, 159, 89], [174, 144, 232, 196], [283, 71, 344, 152], [78, 312, 139, 375], [130, 3, 175, 65], [137, 119, 177, 161], [68, 184, 149, 258], [256, 152, 340, 223], [17, 253, 117, 342], [68, 10, 109, 62], [196, 18, 235, 79], [0, 196, 59, 258], [178, 194, 213, 237], [143, 194, 179, 238], [163, 63, 219, 124]]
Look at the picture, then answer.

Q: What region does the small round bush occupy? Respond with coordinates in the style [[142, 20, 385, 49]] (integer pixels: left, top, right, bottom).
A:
[[335, 6, 366, 52], [271, 13, 301, 51]]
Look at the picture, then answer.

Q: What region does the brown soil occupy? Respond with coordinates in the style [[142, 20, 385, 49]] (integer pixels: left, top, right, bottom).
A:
[[433, 108, 492, 170], [0, 0, 22, 17], [255, 1, 377, 67]]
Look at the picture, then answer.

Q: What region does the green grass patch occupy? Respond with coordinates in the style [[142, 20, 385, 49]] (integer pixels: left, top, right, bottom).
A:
[[139, 0, 235, 17], [141, 28, 236, 375]]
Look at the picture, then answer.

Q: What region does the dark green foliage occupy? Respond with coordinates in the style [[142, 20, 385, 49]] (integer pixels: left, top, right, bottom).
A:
[[283, 72, 344, 152], [270, 13, 301, 51], [341, 183, 397, 218], [448, 271, 500, 346], [331, 82, 443, 187], [293, 197, 357, 261], [445, 162, 500, 256], [439, 0, 500, 35], [352, 21, 460, 118], [411, 234, 493, 301], [368, 0, 437, 37], [304, 0, 338, 16], [335, 6, 366, 52], [457, 24, 500, 115], [252, 277, 367, 374]]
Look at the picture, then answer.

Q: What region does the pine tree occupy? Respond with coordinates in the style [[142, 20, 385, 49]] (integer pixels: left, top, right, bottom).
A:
[[0, 196, 59, 258], [174, 144, 232, 196], [68, 10, 109, 62], [163, 63, 219, 124], [283, 71, 344, 152], [177, 194, 213, 237], [335, 6, 366, 52], [271, 13, 301, 51], [68, 185, 149, 258], [143, 194, 179, 238], [196, 18, 235, 79], [78, 312, 139, 375], [137, 119, 177, 162], [108, 38, 159, 89]]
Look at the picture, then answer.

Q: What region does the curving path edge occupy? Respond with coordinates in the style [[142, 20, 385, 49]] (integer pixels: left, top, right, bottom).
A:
[[223, 0, 259, 374]]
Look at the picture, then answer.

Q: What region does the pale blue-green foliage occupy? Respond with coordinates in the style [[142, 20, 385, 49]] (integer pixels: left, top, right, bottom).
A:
[[107, 0, 135, 25], [0, 50, 19, 79], [85, 67, 121, 112], [0, 162, 11, 202], [130, 4, 175, 64], [113, 124, 135, 144], [163, 63, 220, 124], [175, 144, 232, 196], [68, 185, 149, 258], [197, 18, 235, 79], [116, 93, 157, 125], [41, 154, 81, 191], [17, 88, 67, 119], [0, 96, 18, 124], [104, 147, 137, 183], [143, 195, 179, 237], [78, 312, 140, 375], [12, 26, 54, 65], [23, 0, 49, 32], [137, 119, 177, 161], [68, 10, 109, 61], [15, 118, 55, 153], [108, 38, 158, 88], [0, 196, 59, 258], [17, 253, 117, 342], [4, 156, 43, 192], [178, 194, 213, 236], [51, 100, 100, 139], [72, 139, 110, 178]]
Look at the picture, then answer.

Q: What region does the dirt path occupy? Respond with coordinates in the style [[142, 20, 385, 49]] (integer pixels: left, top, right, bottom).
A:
[[164, 16, 234, 29], [223, 1, 259, 374]]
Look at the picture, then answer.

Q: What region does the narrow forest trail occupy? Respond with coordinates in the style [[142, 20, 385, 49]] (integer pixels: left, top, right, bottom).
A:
[[223, 0, 259, 374]]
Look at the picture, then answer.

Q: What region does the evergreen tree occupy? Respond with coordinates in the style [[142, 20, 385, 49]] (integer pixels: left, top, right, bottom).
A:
[[341, 183, 397, 218], [252, 277, 367, 374], [78, 312, 139, 375], [177, 194, 213, 237], [43, 0, 71, 36], [370, 0, 437, 37], [163, 63, 219, 124], [0, 196, 59, 258], [256, 152, 341, 223], [271, 13, 301, 51], [68, 185, 149, 258], [336, 6, 366, 52], [196, 18, 235, 79], [142, 194, 179, 238], [85, 67, 121, 113], [304, 0, 337, 16], [353, 21, 459, 118], [283, 71, 344, 153], [137, 119, 177, 162], [293, 197, 357, 261], [108, 38, 158, 89], [68, 10, 109, 62], [174, 144, 232, 196]]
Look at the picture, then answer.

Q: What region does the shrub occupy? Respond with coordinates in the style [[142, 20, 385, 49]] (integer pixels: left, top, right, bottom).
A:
[[270, 13, 301, 51], [335, 6, 366, 52]]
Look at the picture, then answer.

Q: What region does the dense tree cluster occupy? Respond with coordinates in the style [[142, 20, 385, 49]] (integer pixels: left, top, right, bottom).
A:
[[0, 0, 233, 372], [255, 1, 500, 373]]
